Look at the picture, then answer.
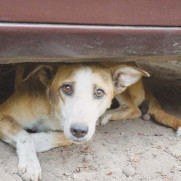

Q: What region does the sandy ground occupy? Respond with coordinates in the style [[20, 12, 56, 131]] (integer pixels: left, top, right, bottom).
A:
[[0, 61, 181, 181]]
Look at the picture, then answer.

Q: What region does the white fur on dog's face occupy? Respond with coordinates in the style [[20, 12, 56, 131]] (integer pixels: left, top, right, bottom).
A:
[[49, 64, 147, 143], [55, 67, 114, 143]]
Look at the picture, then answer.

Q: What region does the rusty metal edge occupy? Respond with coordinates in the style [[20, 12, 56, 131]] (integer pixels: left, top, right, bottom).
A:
[[0, 23, 181, 63]]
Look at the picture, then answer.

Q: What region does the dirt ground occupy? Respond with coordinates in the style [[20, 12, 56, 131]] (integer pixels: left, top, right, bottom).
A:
[[0, 61, 181, 181]]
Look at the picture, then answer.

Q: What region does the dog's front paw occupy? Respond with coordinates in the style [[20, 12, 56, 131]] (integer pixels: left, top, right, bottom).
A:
[[99, 112, 112, 126], [176, 127, 181, 136], [18, 155, 42, 181]]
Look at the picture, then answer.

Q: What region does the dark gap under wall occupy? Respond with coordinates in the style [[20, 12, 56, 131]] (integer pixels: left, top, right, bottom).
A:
[[0, 64, 15, 104]]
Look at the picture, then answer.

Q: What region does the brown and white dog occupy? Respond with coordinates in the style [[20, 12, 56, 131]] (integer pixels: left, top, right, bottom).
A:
[[0, 62, 180, 181]]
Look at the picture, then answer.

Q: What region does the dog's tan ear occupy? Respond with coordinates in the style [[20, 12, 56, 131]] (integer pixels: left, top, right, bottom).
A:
[[22, 65, 54, 87], [111, 65, 150, 93]]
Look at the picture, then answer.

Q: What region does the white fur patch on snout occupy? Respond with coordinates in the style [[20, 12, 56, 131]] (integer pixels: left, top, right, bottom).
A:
[[60, 68, 113, 142]]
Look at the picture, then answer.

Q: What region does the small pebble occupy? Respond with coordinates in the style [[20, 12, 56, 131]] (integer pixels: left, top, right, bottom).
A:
[[73, 173, 78, 179], [168, 137, 173, 141], [170, 168, 175, 173], [122, 165, 136, 177], [63, 171, 72, 176], [142, 114, 150, 121], [83, 155, 93, 162], [170, 149, 181, 157]]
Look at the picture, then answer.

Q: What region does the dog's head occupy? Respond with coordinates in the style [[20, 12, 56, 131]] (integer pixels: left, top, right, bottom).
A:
[[22, 63, 149, 143], [48, 63, 149, 143]]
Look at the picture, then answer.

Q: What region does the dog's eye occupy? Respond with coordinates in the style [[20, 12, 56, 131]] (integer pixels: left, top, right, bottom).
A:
[[62, 84, 73, 95], [94, 89, 104, 99]]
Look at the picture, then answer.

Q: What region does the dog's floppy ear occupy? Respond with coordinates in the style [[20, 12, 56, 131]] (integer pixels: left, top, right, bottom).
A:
[[111, 65, 150, 93], [22, 65, 54, 87]]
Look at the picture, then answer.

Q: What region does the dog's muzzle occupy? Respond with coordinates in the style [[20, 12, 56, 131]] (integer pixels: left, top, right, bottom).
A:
[[70, 124, 88, 139]]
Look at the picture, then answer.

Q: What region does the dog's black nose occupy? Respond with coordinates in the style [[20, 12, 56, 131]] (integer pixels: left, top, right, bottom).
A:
[[70, 124, 88, 138]]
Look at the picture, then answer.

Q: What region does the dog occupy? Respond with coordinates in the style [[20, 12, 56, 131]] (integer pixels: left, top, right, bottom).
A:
[[0, 62, 180, 181]]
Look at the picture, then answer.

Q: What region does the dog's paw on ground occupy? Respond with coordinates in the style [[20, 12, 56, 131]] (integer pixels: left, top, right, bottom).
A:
[[98, 113, 112, 126], [176, 127, 181, 136], [18, 156, 42, 181]]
